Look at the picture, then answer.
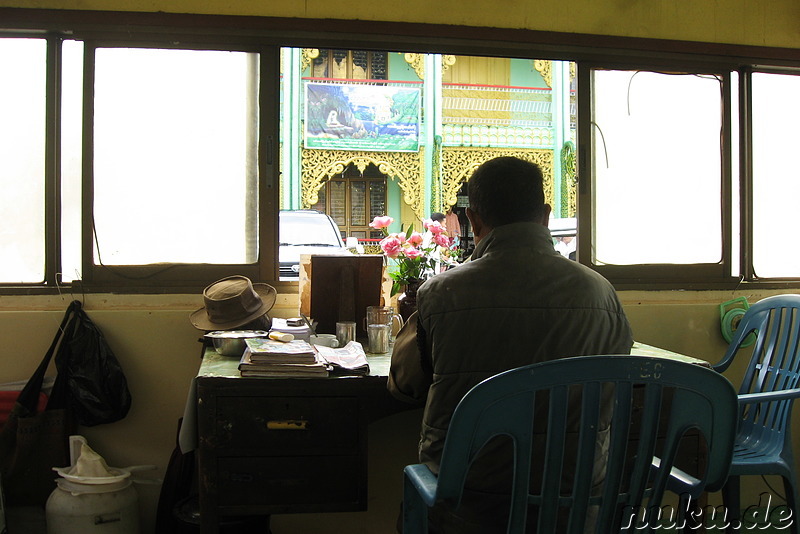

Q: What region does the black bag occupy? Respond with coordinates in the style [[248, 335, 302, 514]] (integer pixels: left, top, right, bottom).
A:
[[57, 300, 132, 426], [0, 303, 76, 506]]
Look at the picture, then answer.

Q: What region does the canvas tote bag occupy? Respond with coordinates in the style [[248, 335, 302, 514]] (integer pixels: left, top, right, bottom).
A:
[[0, 303, 77, 506]]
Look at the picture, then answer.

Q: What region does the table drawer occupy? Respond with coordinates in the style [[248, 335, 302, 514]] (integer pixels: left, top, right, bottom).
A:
[[217, 455, 362, 509], [214, 396, 359, 454]]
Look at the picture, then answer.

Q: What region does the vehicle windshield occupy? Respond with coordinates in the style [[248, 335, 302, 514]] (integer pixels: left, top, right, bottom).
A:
[[279, 214, 342, 247]]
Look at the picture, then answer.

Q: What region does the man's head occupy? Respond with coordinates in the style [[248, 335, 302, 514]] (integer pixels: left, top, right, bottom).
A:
[[430, 212, 446, 224], [466, 156, 551, 241]]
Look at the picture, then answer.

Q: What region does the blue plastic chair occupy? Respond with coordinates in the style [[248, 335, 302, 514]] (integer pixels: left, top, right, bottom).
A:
[[403, 356, 738, 534], [712, 294, 800, 533]]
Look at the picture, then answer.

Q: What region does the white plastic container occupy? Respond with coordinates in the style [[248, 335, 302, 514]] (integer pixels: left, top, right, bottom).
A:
[[45, 478, 139, 534], [46, 436, 154, 534]]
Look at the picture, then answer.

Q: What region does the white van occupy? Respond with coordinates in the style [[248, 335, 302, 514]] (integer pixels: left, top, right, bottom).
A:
[[279, 210, 351, 279]]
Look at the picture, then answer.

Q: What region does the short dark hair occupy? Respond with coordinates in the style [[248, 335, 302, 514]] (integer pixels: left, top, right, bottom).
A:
[[430, 212, 445, 223], [467, 156, 546, 227]]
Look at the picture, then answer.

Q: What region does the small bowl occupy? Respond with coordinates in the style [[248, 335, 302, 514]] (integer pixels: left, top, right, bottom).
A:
[[205, 330, 268, 357]]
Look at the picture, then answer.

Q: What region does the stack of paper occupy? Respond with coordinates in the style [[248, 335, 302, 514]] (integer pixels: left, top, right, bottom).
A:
[[238, 338, 329, 377]]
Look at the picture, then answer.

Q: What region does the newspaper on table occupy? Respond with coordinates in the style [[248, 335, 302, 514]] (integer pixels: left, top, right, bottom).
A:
[[313, 341, 370, 375]]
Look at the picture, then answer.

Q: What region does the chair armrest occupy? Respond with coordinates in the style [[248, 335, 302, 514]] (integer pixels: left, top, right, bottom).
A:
[[738, 388, 800, 405], [404, 464, 440, 507]]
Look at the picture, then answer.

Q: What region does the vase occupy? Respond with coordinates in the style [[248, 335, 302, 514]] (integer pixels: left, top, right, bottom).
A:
[[397, 278, 422, 322]]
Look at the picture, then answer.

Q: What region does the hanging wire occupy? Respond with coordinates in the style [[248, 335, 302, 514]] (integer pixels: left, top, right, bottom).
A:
[[590, 121, 610, 169]]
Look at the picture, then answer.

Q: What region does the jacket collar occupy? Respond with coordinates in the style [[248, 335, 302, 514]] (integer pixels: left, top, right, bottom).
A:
[[471, 221, 557, 261]]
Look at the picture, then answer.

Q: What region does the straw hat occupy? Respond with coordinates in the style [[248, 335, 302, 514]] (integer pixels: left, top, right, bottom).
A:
[[190, 276, 277, 331]]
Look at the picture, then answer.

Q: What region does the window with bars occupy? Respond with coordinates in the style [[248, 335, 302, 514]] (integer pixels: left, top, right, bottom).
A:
[[311, 49, 388, 80], [310, 163, 387, 242]]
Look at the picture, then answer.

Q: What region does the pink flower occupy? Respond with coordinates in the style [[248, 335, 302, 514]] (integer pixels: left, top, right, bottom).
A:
[[426, 220, 445, 235], [407, 232, 424, 246], [380, 235, 404, 258], [370, 216, 394, 230], [433, 233, 450, 247], [404, 246, 423, 259]]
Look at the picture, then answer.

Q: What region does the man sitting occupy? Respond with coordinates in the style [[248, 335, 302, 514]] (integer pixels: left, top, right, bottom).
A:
[[389, 156, 633, 533]]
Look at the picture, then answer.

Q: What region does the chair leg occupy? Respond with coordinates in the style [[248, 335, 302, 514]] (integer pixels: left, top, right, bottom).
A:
[[779, 476, 798, 534], [678, 496, 704, 533], [403, 473, 428, 534], [721, 476, 741, 534]]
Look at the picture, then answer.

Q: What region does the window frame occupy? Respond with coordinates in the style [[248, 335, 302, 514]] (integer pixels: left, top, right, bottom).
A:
[[576, 61, 736, 288], [3, 8, 800, 293], [77, 40, 281, 292]]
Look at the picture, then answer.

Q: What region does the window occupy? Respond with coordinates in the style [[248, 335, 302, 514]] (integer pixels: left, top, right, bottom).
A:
[[0, 38, 47, 284], [310, 163, 387, 240], [3, 10, 800, 293], [311, 49, 388, 80], [91, 47, 259, 266], [0, 34, 280, 291], [751, 71, 800, 279], [584, 68, 728, 282]]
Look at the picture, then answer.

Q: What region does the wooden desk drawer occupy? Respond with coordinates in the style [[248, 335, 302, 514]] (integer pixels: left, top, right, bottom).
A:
[[214, 396, 359, 454], [217, 455, 362, 509]]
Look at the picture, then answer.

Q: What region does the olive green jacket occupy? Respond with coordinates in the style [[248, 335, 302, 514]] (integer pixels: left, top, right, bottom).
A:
[[389, 221, 633, 532]]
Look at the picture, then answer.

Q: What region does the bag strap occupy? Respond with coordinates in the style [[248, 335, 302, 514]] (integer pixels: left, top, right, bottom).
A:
[[16, 300, 80, 414]]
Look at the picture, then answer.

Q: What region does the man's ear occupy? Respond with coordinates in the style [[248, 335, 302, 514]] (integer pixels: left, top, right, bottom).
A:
[[466, 208, 485, 241], [540, 203, 552, 226]]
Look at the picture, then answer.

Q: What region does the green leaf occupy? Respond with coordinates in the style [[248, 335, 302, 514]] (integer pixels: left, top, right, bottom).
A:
[[391, 280, 403, 296]]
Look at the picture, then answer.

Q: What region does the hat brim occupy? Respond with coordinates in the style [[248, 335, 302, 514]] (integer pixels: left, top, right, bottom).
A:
[[190, 283, 278, 331]]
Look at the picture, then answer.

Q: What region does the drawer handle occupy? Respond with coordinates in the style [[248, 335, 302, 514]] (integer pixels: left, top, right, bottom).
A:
[[267, 419, 308, 430]]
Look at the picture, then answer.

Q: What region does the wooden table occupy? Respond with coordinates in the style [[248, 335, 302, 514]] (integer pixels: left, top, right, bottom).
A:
[[194, 345, 407, 533], [193, 341, 710, 533]]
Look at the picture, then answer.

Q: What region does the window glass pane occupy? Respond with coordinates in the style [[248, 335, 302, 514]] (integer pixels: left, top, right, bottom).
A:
[[591, 70, 723, 265], [752, 72, 800, 278], [369, 180, 386, 220], [0, 38, 46, 283], [92, 47, 258, 265], [61, 40, 83, 283], [329, 180, 346, 225], [350, 180, 366, 226]]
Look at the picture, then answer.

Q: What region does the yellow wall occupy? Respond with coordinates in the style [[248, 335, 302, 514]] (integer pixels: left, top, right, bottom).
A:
[[2, 1, 800, 532], [0, 289, 792, 533], [1, 0, 799, 50]]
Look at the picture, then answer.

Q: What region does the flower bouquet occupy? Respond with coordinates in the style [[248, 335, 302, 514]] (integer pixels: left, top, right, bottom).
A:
[[370, 215, 456, 296]]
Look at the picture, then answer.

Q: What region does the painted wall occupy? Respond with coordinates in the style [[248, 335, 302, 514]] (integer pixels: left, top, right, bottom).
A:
[[0, 289, 791, 533], [2, 1, 799, 532], [1, 0, 798, 50]]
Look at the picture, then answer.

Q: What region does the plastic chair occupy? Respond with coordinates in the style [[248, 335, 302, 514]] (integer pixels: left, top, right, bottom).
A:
[[712, 294, 800, 533], [403, 355, 737, 534]]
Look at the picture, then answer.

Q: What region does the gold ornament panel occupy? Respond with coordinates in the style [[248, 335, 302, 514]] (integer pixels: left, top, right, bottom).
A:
[[301, 149, 426, 220], [403, 53, 457, 80], [440, 148, 555, 212]]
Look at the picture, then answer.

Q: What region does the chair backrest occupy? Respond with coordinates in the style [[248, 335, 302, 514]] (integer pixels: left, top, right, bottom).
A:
[[720, 294, 800, 437], [434, 356, 737, 534]]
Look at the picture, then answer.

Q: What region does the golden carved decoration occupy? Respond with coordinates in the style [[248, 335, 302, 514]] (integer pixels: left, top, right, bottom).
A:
[[301, 49, 320, 72], [404, 53, 425, 80], [561, 141, 577, 217], [569, 61, 576, 83], [533, 59, 552, 88], [440, 147, 555, 213], [442, 55, 456, 74], [403, 53, 457, 80], [301, 149, 426, 220]]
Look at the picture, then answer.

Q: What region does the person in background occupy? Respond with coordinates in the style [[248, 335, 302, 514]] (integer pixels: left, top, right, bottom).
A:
[[422, 212, 451, 274], [388, 156, 632, 533], [445, 208, 461, 248]]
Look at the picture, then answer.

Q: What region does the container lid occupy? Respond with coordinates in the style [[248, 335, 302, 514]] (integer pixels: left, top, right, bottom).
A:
[[55, 477, 132, 495]]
